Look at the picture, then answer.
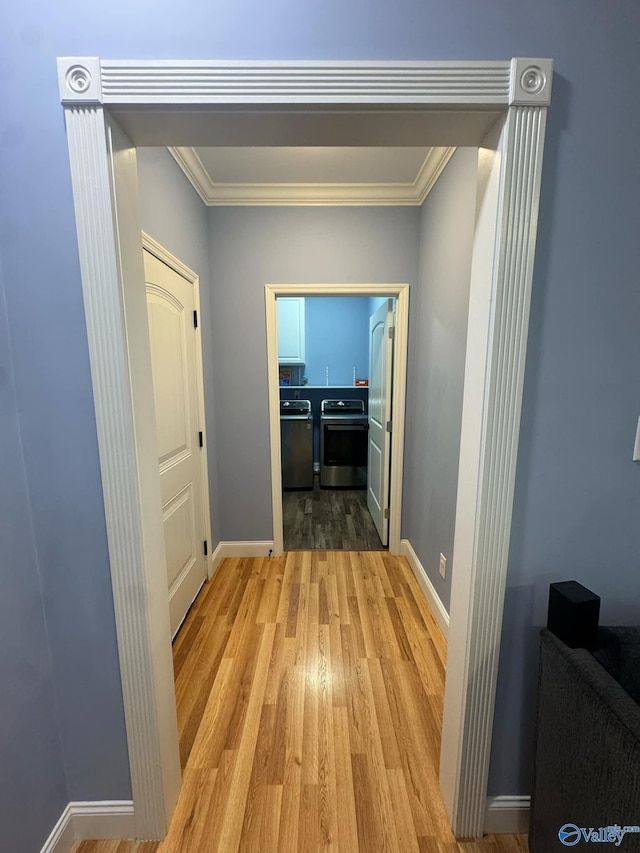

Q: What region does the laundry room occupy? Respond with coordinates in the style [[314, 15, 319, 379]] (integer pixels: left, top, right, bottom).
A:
[[278, 295, 389, 550]]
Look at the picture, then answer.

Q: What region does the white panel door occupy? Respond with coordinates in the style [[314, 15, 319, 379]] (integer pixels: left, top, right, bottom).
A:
[[367, 299, 394, 546], [144, 249, 207, 637]]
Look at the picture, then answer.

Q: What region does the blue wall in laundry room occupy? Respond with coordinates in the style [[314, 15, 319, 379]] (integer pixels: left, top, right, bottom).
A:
[[303, 296, 370, 387]]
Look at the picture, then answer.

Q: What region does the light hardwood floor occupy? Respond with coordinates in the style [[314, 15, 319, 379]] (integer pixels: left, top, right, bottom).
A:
[[72, 552, 527, 853]]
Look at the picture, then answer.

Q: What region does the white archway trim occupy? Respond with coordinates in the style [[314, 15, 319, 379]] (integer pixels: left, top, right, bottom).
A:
[[440, 106, 549, 836], [57, 57, 552, 840], [265, 283, 409, 556]]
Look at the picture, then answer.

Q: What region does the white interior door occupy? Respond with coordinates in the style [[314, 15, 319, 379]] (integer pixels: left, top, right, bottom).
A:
[[367, 299, 394, 546], [144, 249, 208, 638]]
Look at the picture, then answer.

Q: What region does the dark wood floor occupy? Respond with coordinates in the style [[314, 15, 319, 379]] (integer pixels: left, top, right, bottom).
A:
[[283, 475, 383, 550]]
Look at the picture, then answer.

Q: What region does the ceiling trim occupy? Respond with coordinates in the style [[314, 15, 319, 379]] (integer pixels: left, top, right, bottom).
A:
[[414, 147, 457, 204], [167, 145, 456, 205]]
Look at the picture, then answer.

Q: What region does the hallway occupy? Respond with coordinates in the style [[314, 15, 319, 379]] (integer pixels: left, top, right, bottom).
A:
[[73, 552, 527, 852]]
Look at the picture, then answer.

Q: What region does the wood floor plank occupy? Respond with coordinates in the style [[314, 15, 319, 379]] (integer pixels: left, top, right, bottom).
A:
[[276, 552, 297, 624], [216, 622, 276, 853], [298, 783, 322, 851], [264, 620, 286, 705], [388, 767, 422, 853], [73, 553, 528, 853], [266, 633, 295, 785], [349, 554, 379, 658], [186, 655, 236, 769], [351, 752, 384, 852], [276, 659, 305, 853], [332, 705, 360, 852], [302, 580, 320, 785], [224, 576, 265, 659], [368, 657, 402, 770], [239, 783, 283, 852], [329, 616, 346, 707], [174, 614, 230, 768], [317, 623, 339, 850], [334, 552, 352, 625], [256, 573, 284, 623], [353, 659, 401, 852]]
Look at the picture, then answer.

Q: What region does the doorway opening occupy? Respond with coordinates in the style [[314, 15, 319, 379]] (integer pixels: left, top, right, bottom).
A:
[[266, 284, 409, 558], [58, 56, 551, 841], [277, 294, 396, 551]]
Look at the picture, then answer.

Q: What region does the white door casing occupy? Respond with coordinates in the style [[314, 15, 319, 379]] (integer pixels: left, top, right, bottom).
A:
[[144, 249, 208, 638], [104, 114, 182, 839], [367, 299, 394, 546], [266, 283, 409, 559], [58, 58, 551, 840]]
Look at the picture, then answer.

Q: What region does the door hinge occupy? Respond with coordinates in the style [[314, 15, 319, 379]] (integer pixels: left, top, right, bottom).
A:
[[388, 326, 395, 340], [199, 430, 203, 447], [203, 540, 208, 556], [384, 507, 390, 519], [193, 310, 198, 329], [386, 420, 392, 433]]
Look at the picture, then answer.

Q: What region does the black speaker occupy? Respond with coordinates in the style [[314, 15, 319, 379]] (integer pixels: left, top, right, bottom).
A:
[[547, 581, 600, 649]]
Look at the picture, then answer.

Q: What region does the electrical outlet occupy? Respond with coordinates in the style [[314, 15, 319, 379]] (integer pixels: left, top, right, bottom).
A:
[[439, 553, 447, 579]]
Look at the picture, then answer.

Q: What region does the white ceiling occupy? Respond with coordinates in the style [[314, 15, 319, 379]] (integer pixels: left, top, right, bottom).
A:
[[168, 145, 456, 206], [197, 146, 430, 184]]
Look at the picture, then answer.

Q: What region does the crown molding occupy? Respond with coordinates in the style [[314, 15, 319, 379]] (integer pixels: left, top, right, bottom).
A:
[[168, 145, 456, 206], [414, 147, 456, 204], [166, 147, 211, 205]]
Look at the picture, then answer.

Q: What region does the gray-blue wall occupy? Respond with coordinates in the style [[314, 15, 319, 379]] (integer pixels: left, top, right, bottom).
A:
[[0, 252, 68, 852], [137, 147, 221, 545], [402, 148, 478, 612], [0, 15, 132, 842], [1, 2, 640, 847], [208, 206, 420, 541]]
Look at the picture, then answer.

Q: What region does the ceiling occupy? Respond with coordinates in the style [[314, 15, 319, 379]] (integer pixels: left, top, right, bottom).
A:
[[168, 145, 456, 206]]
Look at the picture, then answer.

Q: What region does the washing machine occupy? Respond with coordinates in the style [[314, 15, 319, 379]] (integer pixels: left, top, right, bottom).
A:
[[280, 399, 313, 489]]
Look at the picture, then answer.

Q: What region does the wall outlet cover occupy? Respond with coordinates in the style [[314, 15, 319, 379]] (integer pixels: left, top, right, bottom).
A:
[[439, 553, 447, 579]]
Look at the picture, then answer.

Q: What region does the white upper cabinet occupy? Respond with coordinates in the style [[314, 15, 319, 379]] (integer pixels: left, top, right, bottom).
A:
[[277, 297, 305, 364]]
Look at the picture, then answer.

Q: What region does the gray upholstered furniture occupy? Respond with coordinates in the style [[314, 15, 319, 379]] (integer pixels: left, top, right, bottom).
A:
[[530, 628, 640, 852]]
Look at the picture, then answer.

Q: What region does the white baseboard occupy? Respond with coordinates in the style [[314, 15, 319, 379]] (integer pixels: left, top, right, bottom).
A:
[[40, 805, 76, 853], [211, 540, 275, 572], [400, 539, 450, 639], [484, 796, 530, 834], [41, 801, 136, 853]]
